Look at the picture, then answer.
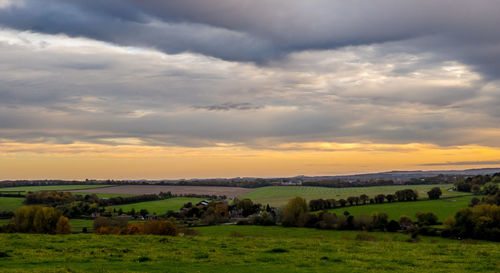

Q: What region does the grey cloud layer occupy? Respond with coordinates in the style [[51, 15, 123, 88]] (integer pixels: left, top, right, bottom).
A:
[[1, 1, 500, 150], [1, 0, 500, 77], [0, 33, 499, 149]]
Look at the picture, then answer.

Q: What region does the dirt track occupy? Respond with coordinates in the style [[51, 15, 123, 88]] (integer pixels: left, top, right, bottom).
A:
[[69, 185, 253, 198]]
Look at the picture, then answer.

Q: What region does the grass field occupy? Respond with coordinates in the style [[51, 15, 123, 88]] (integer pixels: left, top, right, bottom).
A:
[[69, 219, 95, 233], [0, 197, 25, 212], [240, 184, 464, 207], [0, 225, 499, 272], [73, 193, 136, 198], [328, 195, 477, 221], [0, 185, 114, 193], [109, 197, 205, 214]]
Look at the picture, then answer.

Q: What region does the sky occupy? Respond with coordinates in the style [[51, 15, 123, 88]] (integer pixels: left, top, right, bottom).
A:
[[1, 0, 500, 180]]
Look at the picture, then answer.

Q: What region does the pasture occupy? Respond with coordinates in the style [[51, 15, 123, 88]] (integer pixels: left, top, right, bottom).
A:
[[0, 185, 113, 193], [0, 197, 25, 212], [109, 197, 205, 214], [240, 184, 462, 207], [328, 195, 476, 221], [1, 225, 499, 272], [70, 185, 253, 198], [69, 219, 94, 233]]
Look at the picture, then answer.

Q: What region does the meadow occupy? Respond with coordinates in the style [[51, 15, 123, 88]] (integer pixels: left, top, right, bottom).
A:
[[240, 184, 462, 207], [328, 195, 476, 221], [109, 197, 205, 214], [0, 185, 114, 193], [1, 225, 499, 272], [0, 197, 24, 212]]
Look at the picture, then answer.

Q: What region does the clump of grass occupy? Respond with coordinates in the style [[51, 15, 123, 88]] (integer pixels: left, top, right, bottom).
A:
[[230, 231, 244, 238], [461, 239, 478, 245], [0, 251, 11, 258], [355, 233, 376, 241], [194, 252, 209, 259], [136, 256, 151, 262], [266, 248, 289, 253]]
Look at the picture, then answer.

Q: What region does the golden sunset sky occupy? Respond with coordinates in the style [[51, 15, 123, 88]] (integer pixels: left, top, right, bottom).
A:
[[1, 0, 500, 179]]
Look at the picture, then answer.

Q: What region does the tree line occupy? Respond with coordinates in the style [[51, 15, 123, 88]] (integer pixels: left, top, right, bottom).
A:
[[308, 188, 441, 211]]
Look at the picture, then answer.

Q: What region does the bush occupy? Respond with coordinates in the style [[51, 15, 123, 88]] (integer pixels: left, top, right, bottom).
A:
[[94, 219, 178, 236], [353, 215, 373, 231], [371, 212, 388, 230], [55, 216, 71, 234], [416, 212, 438, 226], [399, 215, 413, 229]]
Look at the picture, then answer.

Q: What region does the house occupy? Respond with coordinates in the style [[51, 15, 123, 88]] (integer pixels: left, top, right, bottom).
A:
[[145, 214, 157, 220], [280, 180, 303, 186], [197, 200, 209, 206]]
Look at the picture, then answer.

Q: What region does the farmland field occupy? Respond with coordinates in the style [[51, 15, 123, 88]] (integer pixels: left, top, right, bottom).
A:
[[328, 195, 477, 221], [70, 185, 253, 198], [0, 197, 25, 212], [1, 225, 499, 272], [240, 184, 463, 207], [69, 219, 95, 233], [109, 197, 205, 214], [0, 185, 114, 193]]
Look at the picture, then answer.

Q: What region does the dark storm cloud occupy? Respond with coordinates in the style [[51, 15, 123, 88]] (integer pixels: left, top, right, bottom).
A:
[[0, 0, 500, 77]]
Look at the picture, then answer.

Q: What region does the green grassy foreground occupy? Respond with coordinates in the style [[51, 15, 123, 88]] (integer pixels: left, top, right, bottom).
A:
[[0, 225, 499, 272], [0, 185, 114, 193], [328, 195, 477, 221], [241, 184, 462, 207], [109, 197, 205, 214]]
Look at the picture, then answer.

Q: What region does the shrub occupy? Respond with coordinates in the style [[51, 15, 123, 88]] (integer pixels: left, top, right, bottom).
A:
[[398, 215, 413, 229], [415, 212, 438, 226], [55, 216, 71, 234], [143, 220, 178, 236], [353, 215, 373, 231], [371, 212, 388, 230]]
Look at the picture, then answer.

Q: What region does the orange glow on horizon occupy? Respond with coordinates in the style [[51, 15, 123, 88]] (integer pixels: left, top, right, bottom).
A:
[[1, 141, 500, 180]]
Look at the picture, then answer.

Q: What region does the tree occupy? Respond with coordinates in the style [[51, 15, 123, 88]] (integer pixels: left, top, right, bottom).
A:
[[11, 206, 62, 234], [347, 197, 356, 206], [483, 182, 499, 195], [236, 199, 255, 217], [55, 216, 71, 234], [385, 194, 395, 203], [427, 187, 442, 200], [359, 194, 369, 205], [338, 199, 347, 207], [374, 194, 385, 204], [455, 181, 472, 192], [415, 212, 438, 226], [282, 197, 308, 227], [469, 197, 480, 207], [472, 184, 481, 195]]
